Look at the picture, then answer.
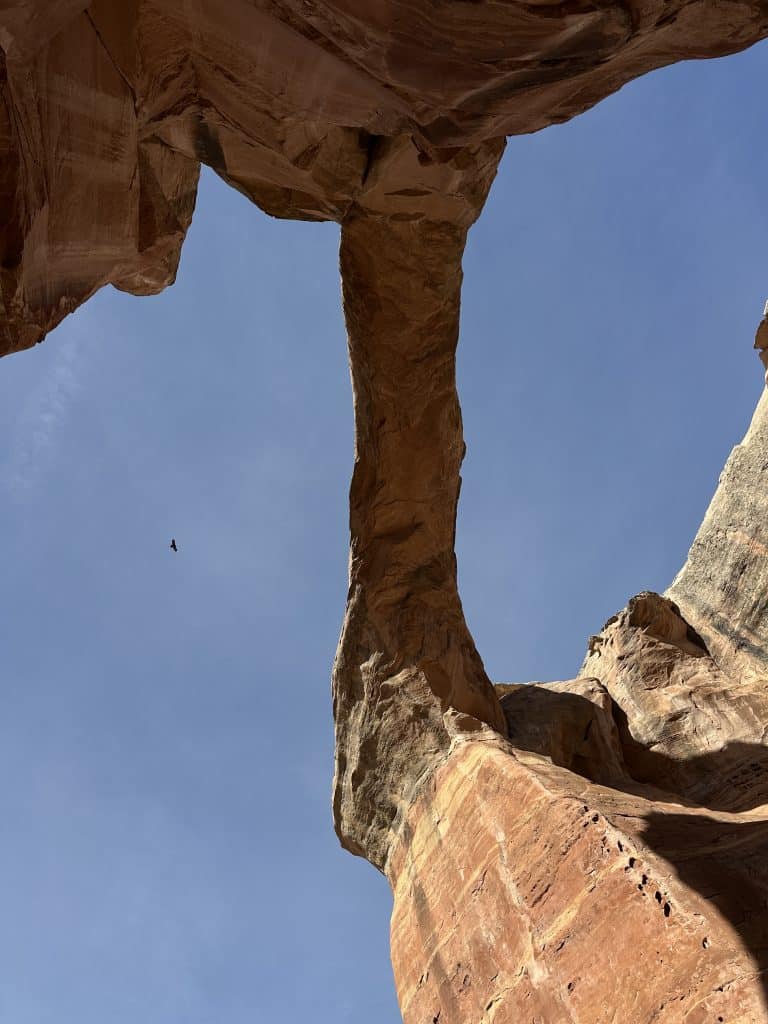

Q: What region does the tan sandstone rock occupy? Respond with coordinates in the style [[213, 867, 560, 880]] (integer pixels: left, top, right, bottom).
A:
[[386, 578, 768, 1022]]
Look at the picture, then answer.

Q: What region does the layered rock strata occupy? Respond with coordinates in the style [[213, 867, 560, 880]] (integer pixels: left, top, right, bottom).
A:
[[4, 0, 768, 352], [4, 4, 768, 1023], [332, 161, 508, 868], [391, 741, 768, 1023], [669, 387, 768, 687], [387, 554, 768, 1022]]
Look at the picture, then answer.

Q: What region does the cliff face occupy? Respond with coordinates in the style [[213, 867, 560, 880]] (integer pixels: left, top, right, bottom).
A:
[[4, 4, 768, 1022], [386, 448, 768, 1022]]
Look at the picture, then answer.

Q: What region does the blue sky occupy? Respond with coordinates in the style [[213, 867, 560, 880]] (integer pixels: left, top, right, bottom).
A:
[[1, 42, 766, 1023]]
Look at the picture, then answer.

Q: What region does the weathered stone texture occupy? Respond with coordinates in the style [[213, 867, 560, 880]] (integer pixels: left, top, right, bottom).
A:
[[4, 4, 768, 1023], [669, 386, 768, 688], [4, 1, 768, 352], [386, 577, 768, 1022], [333, 151, 507, 869], [390, 741, 768, 1024]]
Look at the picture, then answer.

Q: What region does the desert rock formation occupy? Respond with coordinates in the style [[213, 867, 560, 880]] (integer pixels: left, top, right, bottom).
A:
[[4, 0, 768, 353], [4, 3, 768, 1021]]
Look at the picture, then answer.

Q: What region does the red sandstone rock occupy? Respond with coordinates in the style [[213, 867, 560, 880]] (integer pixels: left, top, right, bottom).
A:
[[4, 5, 768, 1022], [4, 1, 768, 352]]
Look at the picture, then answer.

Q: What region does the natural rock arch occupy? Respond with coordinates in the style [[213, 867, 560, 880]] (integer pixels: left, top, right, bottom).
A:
[[3, 4, 768, 1020]]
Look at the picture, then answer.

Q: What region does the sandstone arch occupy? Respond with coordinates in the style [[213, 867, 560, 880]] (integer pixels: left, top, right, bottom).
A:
[[3, 4, 768, 1020]]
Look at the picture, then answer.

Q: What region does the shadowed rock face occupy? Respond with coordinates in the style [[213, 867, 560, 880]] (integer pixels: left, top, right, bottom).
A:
[[4, 1, 768, 351], [4, 4, 768, 1022]]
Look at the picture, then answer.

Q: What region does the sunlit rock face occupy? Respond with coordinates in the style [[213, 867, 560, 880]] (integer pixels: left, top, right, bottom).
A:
[[4, 5, 768, 1023], [669, 389, 768, 688], [390, 742, 768, 1024], [389, 580, 768, 1022]]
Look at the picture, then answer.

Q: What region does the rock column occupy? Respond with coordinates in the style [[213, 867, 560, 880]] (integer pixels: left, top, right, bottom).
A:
[[331, 139, 507, 870]]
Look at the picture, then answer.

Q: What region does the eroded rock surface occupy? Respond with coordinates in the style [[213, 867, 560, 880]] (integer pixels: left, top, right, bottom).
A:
[[4, 1, 768, 351], [333, 173, 508, 869], [669, 386, 768, 688], [4, 4, 768, 1023], [389, 581, 768, 1022], [390, 740, 768, 1024]]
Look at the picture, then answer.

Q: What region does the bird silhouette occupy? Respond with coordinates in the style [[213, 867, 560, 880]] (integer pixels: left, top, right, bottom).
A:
[[170, 538, 178, 552]]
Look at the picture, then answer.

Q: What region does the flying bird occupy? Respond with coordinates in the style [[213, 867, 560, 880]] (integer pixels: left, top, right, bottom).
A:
[[170, 538, 178, 552]]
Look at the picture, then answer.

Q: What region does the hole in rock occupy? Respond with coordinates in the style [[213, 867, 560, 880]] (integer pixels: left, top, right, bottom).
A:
[[457, 44, 768, 686]]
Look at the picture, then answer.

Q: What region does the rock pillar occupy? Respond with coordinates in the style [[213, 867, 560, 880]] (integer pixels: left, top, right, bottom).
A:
[[331, 138, 507, 870]]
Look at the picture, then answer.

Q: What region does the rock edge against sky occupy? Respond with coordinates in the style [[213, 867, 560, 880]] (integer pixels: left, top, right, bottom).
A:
[[4, 3, 768, 1021]]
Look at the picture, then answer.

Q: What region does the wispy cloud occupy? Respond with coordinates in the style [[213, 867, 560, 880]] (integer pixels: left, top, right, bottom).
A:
[[4, 330, 84, 499]]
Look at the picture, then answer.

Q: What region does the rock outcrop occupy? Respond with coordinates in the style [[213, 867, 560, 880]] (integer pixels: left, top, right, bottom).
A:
[[669, 387, 768, 688], [4, 4, 768, 1022], [390, 588, 768, 1022], [4, 0, 768, 352], [333, 176, 508, 869], [391, 742, 768, 1023]]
